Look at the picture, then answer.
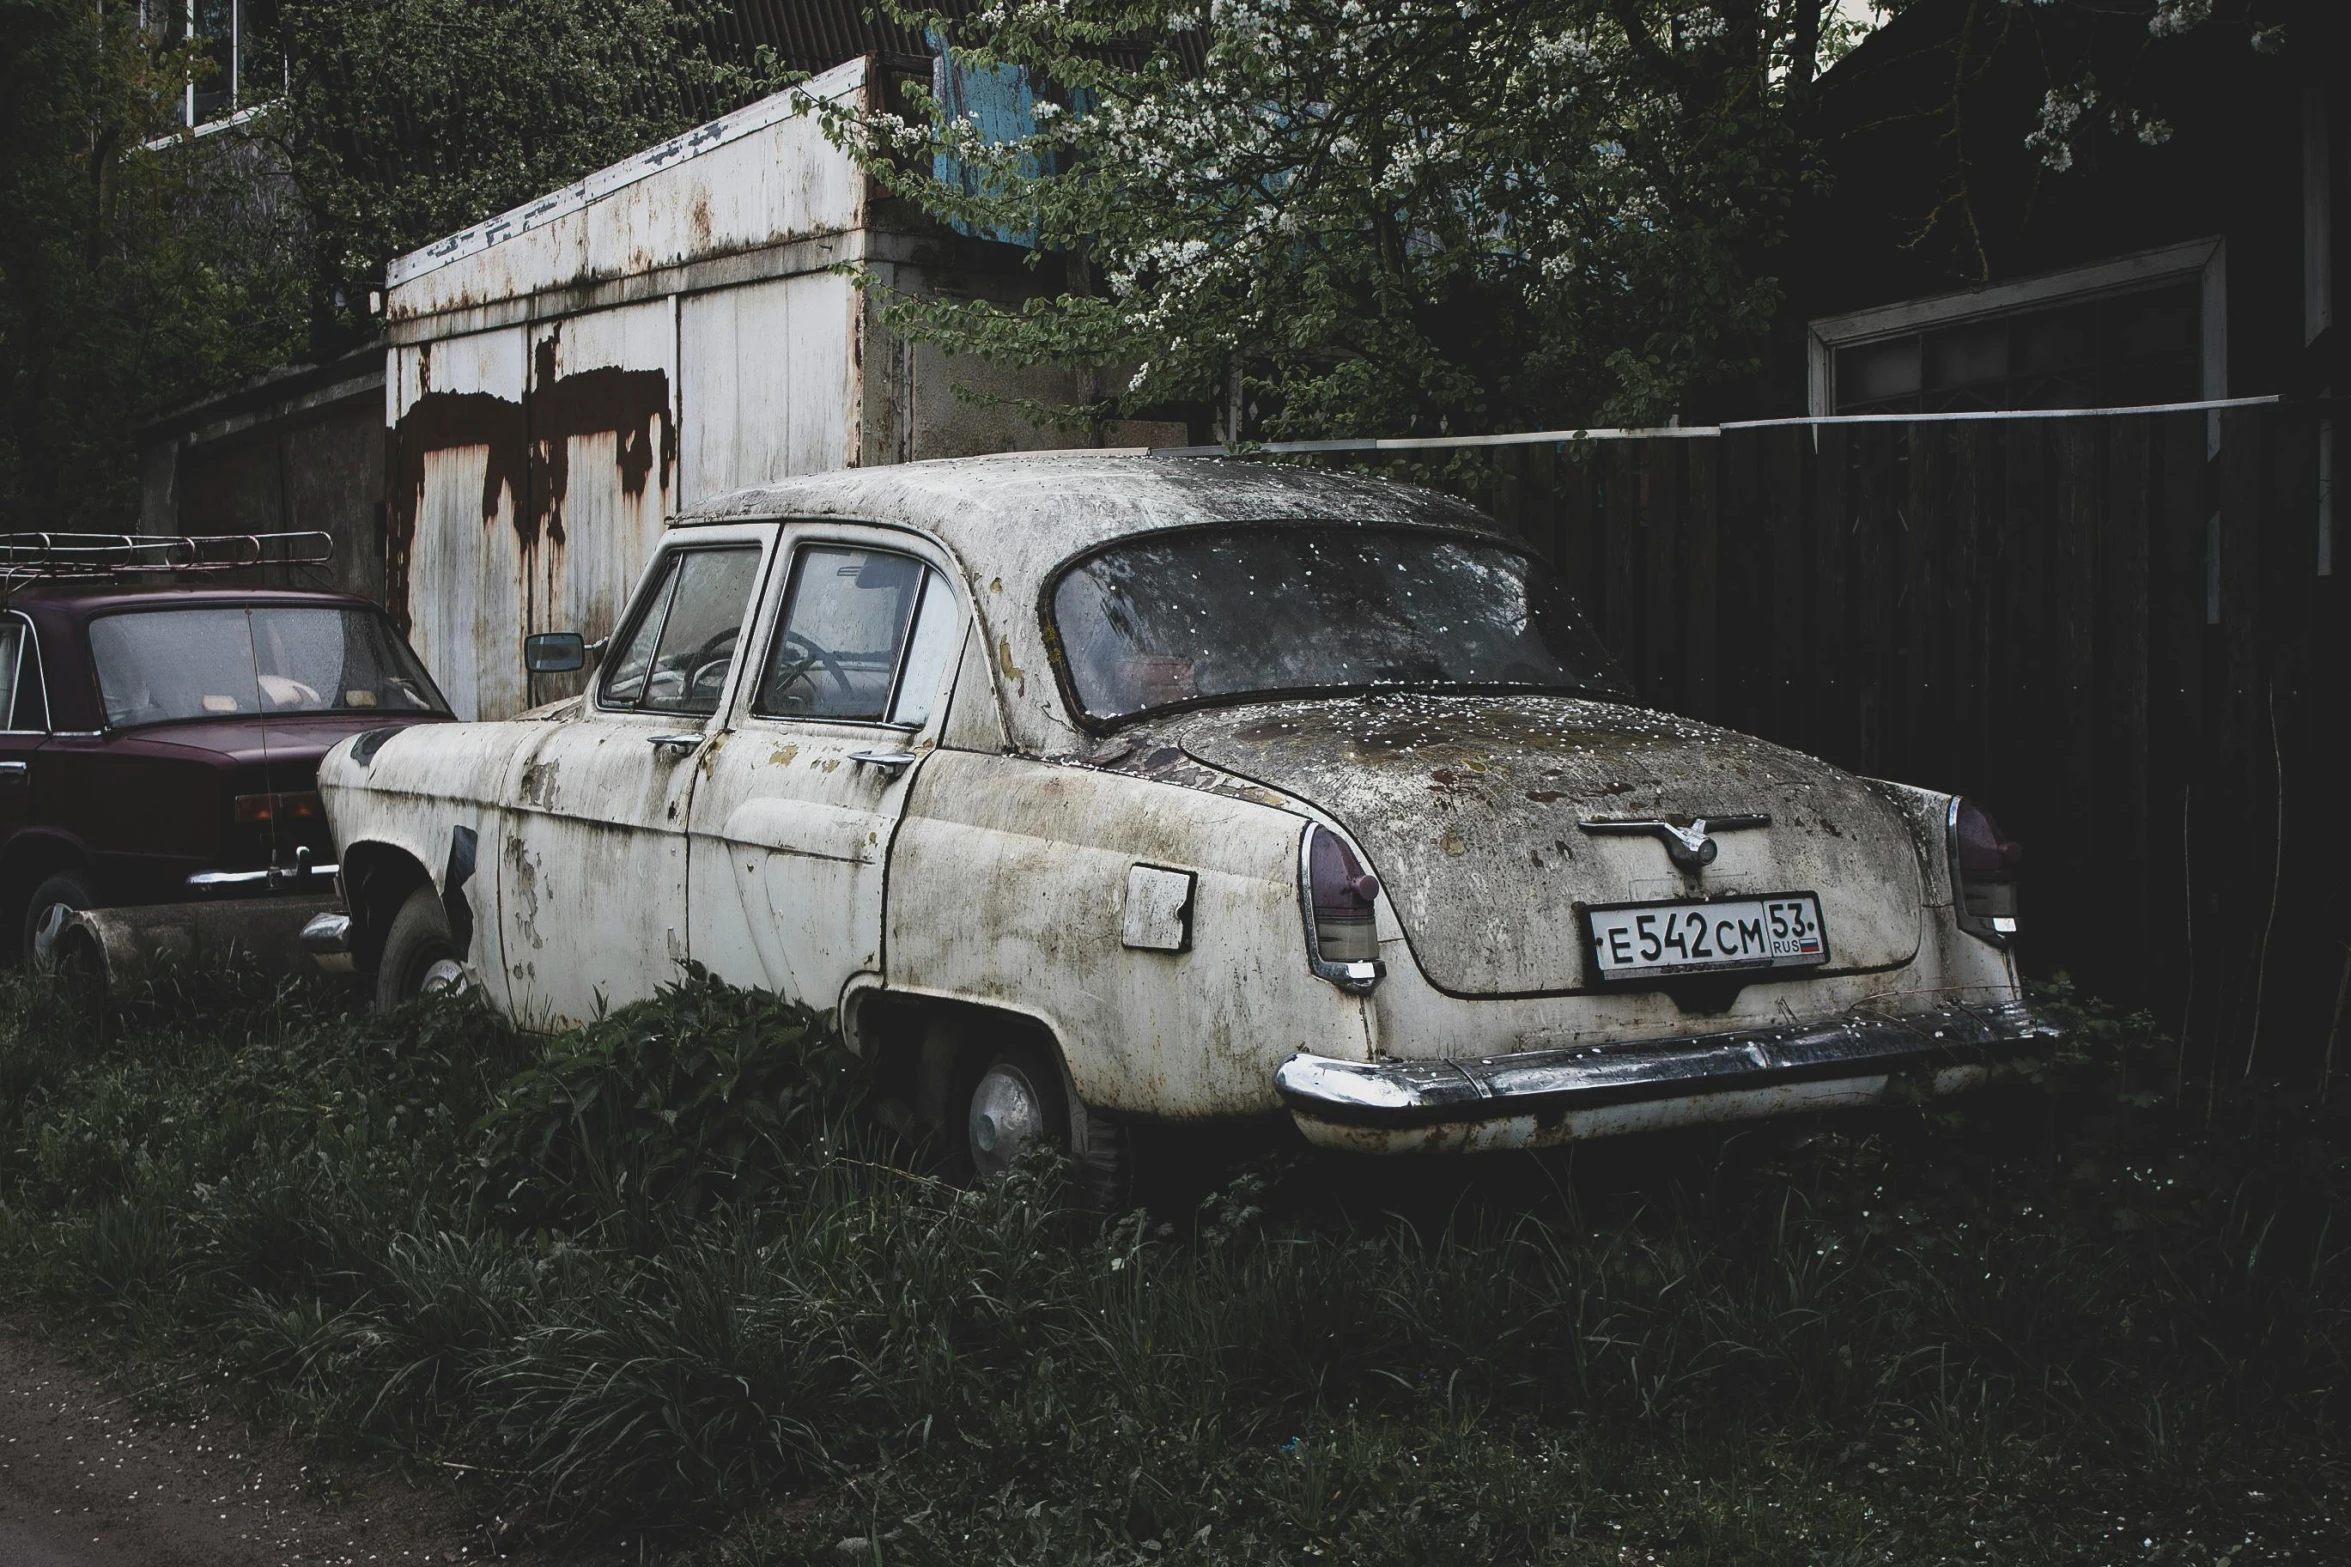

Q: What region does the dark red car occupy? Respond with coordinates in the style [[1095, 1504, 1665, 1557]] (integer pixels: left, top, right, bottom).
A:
[[0, 581, 450, 964]]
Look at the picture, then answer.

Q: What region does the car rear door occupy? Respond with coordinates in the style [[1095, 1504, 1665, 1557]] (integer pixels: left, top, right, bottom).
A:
[[0, 613, 48, 856], [496, 527, 774, 1027], [685, 527, 966, 1012]]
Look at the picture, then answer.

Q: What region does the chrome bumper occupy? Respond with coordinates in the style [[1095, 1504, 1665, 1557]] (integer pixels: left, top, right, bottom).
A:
[[299, 910, 355, 975], [1275, 1000, 2060, 1153], [188, 861, 339, 893]]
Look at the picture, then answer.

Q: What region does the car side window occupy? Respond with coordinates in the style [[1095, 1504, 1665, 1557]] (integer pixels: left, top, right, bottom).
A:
[[754, 546, 956, 723], [599, 547, 764, 716], [0, 619, 44, 733]]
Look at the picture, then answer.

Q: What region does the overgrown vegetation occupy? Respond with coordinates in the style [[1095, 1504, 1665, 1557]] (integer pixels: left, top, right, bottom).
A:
[[0, 0, 768, 530], [274, 0, 772, 353], [0, 968, 2342, 1562], [840, 0, 1821, 440], [0, 1, 308, 529]]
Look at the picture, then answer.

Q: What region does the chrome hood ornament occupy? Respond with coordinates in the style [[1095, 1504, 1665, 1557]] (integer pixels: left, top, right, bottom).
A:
[[1578, 813, 1771, 872]]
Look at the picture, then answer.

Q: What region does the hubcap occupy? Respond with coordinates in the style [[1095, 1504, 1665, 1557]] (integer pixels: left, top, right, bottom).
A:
[[29, 903, 73, 973], [967, 1061, 1050, 1177], [419, 956, 468, 994]]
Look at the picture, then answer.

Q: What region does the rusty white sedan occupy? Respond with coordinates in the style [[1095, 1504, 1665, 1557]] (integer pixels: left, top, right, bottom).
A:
[[315, 455, 2051, 1199]]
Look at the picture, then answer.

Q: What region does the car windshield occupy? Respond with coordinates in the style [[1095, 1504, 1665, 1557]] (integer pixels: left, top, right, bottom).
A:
[[89, 606, 450, 727], [1049, 524, 1623, 721]]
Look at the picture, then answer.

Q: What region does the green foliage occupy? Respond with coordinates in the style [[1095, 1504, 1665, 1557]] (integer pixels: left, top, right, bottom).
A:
[[834, 1, 1821, 440], [0, 966, 2342, 1560], [0, 1, 308, 528], [274, 0, 774, 348], [0, 1, 772, 529], [473, 969, 869, 1226]]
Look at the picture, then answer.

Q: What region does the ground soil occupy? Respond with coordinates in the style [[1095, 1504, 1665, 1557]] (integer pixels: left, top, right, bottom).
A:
[[0, 1323, 516, 1567]]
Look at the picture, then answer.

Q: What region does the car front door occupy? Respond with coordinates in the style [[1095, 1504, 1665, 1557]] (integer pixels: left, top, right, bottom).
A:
[[686, 529, 965, 1012], [497, 528, 773, 1027]]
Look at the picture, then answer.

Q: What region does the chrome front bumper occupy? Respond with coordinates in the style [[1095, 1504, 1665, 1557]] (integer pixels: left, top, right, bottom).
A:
[[1274, 999, 2060, 1154]]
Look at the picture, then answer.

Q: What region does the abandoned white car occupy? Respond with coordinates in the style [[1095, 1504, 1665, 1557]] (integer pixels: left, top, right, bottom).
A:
[[314, 455, 2052, 1195]]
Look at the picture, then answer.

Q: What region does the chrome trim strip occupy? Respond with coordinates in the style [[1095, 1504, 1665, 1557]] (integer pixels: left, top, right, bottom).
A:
[[1275, 1000, 2060, 1128], [1, 608, 50, 734], [187, 862, 340, 891]]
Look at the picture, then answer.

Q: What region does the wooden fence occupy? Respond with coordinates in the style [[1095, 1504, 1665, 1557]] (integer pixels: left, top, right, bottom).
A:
[[1337, 405, 2344, 1104]]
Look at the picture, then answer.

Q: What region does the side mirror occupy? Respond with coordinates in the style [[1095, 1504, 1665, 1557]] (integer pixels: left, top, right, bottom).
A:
[[524, 631, 587, 674]]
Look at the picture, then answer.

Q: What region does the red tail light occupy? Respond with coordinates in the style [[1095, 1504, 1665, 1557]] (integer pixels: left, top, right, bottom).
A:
[[1307, 825, 1381, 965], [1948, 798, 2021, 943], [234, 790, 324, 825]]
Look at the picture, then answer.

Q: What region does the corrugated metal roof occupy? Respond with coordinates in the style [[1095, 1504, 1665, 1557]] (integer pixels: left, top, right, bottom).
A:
[[685, 1, 1203, 119], [706, 0, 932, 72], [683, 0, 929, 119]]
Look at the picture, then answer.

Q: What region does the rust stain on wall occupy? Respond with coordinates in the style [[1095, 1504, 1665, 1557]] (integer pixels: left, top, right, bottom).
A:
[[385, 328, 676, 633], [384, 392, 526, 634], [524, 332, 677, 551]]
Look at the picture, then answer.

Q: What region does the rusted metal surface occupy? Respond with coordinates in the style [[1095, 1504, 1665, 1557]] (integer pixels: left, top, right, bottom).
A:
[[53, 896, 343, 993], [682, 523, 938, 1020], [886, 748, 1372, 1119], [381, 55, 1102, 723], [677, 272, 858, 498], [1154, 695, 1923, 996], [385, 63, 869, 317], [1274, 999, 2055, 1153], [386, 329, 529, 718], [386, 309, 681, 722], [323, 455, 2045, 1146]]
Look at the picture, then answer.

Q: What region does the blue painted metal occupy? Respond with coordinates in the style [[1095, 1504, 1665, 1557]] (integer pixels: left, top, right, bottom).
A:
[[929, 30, 1048, 246]]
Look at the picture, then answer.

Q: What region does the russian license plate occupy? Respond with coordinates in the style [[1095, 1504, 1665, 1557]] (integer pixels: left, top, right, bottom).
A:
[[1585, 893, 1830, 982]]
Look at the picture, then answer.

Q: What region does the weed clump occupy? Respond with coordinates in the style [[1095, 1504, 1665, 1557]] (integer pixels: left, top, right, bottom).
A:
[[0, 967, 2342, 1563], [473, 970, 868, 1227]]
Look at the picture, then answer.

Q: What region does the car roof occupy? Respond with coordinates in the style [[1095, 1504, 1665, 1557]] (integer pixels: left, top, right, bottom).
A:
[[2, 584, 385, 617], [671, 453, 1499, 577]]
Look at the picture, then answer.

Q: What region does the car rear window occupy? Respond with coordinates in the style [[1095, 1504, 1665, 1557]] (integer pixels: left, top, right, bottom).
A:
[[89, 606, 449, 727], [1048, 524, 1623, 722]]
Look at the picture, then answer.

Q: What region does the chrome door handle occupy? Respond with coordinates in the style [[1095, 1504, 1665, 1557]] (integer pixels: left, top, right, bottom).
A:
[[0, 761, 25, 781], [646, 734, 703, 757], [849, 749, 919, 774]]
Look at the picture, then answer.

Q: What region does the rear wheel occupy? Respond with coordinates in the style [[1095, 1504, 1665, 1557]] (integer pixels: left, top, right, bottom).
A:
[[374, 885, 468, 1014], [23, 871, 97, 973], [953, 1037, 1132, 1211]]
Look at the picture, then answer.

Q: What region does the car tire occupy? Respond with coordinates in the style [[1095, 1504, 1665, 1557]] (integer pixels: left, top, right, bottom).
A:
[[23, 871, 98, 973], [374, 884, 469, 1014], [952, 1037, 1132, 1211]]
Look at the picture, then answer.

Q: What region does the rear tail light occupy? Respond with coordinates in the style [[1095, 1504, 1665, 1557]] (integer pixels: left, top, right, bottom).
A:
[[235, 790, 324, 825], [1948, 797, 2022, 944], [1302, 825, 1384, 991]]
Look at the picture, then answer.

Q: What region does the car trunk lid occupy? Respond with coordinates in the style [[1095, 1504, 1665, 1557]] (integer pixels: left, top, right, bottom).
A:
[[1155, 694, 1924, 996]]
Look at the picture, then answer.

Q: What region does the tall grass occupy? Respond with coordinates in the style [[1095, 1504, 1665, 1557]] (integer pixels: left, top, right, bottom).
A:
[[0, 966, 2342, 1563]]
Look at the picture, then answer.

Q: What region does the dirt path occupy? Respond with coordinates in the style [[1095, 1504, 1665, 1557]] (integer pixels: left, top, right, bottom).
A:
[[0, 1325, 513, 1566]]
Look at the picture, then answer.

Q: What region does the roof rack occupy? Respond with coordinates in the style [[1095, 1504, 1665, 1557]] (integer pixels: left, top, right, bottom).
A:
[[0, 532, 334, 588]]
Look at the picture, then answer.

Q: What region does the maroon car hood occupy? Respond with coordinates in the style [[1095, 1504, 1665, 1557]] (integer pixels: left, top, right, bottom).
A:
[[112, 714, 445, 766]]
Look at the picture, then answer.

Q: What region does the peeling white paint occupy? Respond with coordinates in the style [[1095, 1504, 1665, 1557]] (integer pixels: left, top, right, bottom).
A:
[[326, 456, 2036, 1146]]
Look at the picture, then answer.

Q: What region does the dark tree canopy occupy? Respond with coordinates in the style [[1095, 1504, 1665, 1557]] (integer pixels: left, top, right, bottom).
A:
[[0, 1, 305, 529], [837, 0, 1832, 441], [275, 0, 771, 352]]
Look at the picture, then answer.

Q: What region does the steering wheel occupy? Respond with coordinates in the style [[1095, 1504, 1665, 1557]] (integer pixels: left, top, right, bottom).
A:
[[767, 630, 856, 705], [685, 627, 741, 706]]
